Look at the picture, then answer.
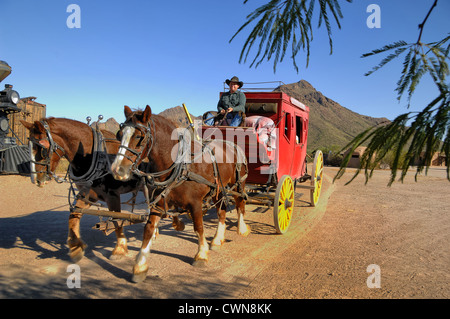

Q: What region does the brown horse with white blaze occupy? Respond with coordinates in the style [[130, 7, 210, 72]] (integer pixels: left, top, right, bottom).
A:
[[21, 117, 144, 262], [111, 105, 250, 283]]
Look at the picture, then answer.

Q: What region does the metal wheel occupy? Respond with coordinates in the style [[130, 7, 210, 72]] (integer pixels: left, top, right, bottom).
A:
[[273, 175, 295, 234], [310, 150, 323, 207]]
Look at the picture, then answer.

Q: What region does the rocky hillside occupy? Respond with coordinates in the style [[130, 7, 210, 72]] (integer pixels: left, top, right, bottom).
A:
[[275, 80, 389, 151], [91, 117, 120, 133]]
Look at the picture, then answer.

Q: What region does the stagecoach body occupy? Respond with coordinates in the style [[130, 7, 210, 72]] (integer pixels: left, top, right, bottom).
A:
[[201, 90, 322, 234], [202, 91, 311, 186]]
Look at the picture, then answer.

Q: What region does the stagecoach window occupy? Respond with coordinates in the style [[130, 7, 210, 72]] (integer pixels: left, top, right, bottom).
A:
[[246, 102, 277, 114], [296, 116, 303, 144], [284, 113, 291, 141]]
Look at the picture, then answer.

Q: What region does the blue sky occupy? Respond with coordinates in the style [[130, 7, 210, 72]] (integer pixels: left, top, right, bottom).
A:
[[1, 0, 449, 123]]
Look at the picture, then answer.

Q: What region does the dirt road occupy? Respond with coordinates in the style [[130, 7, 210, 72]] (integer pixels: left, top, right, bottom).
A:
[[0, 166, 448, 299]]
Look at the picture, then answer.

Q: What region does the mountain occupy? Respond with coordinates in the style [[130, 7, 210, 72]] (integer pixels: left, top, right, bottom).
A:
[[275, 80, 389, 151]]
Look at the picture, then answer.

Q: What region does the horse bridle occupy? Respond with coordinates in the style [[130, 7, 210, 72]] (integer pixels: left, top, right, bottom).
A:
[[28, 121, 66, 183], [117, 119, 155, 174], [117, 118, 194, 186]]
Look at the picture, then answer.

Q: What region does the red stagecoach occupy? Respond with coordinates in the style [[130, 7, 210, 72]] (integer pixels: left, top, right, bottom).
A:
[[200, 89, 323, 234]]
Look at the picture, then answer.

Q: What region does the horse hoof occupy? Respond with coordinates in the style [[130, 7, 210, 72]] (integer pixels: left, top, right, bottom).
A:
[[109, 253, 125, 261], [132, 264, 149, 283], [131, 272, 147, 283], [238, 225, 251, 237], [192, 259, 208, 268], [210, 239, 224, 251], [110, 247, 128, 260], [69, 247, 85, 263], [174, 221, 185, 232]]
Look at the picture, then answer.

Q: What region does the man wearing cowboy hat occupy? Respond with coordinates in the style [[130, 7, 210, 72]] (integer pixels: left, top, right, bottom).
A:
[[205, 76, 246, 126]]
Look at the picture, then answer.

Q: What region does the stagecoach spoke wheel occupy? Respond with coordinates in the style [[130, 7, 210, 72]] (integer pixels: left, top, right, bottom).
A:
[[310, 150, 324, 207], [273, 175, 295, 234]]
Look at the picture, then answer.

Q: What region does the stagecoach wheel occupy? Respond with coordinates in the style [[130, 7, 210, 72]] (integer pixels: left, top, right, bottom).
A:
[[273, 175, 295, 234], [310, 150, 324, 207]]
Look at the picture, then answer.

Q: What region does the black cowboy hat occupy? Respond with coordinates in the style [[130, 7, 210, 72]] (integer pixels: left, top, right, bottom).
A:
[[225, 76, 244, 88]]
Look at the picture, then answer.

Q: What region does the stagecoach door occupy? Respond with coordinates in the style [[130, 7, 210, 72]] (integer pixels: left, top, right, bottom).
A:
[[291, 113, 308, 178]]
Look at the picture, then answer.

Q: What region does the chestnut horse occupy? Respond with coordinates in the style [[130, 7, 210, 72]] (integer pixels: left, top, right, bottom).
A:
[[21, 117, 148, 262], [111, 105, 250, 283]]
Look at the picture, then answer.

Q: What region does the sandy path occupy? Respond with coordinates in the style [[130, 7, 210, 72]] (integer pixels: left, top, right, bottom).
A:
[[237, 167, 450, 298], [0, 167, 448, 299]]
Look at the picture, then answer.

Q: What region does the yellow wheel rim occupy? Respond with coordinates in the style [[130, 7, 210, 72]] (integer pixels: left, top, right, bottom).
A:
[[311, 151, 323, 207], [274, 175, 295, 234]]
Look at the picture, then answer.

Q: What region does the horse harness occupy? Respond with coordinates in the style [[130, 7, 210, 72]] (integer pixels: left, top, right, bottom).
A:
[[118, 119, 248, 217], [28, 120, 67, 183], [29, 120, 111, 196]]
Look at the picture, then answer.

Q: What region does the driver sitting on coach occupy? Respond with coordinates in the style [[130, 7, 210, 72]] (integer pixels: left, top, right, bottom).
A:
[[205, 76, 246, 127]]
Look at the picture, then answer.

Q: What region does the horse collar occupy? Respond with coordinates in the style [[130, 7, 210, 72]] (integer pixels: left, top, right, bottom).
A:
[[68, 127, 110, 184]]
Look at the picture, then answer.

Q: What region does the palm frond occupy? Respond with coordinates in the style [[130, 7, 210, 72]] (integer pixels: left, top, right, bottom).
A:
[[335, 91, 450, 185], [363, 36, 450, 107], [230, 0, 352, 73]]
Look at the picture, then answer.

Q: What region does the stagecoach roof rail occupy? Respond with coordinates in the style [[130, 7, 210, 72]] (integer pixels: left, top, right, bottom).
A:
[[223, 81, 285, 92]]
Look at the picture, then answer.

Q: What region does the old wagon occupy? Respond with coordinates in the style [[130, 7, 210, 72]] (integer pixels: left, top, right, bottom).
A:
[[200, 90, 323, 234]]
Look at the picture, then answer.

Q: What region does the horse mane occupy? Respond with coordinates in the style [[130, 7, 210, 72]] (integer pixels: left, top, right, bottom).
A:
[[40, 116, 56, 122], [39, 117, 84, 128]]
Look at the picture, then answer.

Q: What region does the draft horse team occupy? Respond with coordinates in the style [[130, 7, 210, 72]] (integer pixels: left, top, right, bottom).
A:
[[21, 104, 251, 283]]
